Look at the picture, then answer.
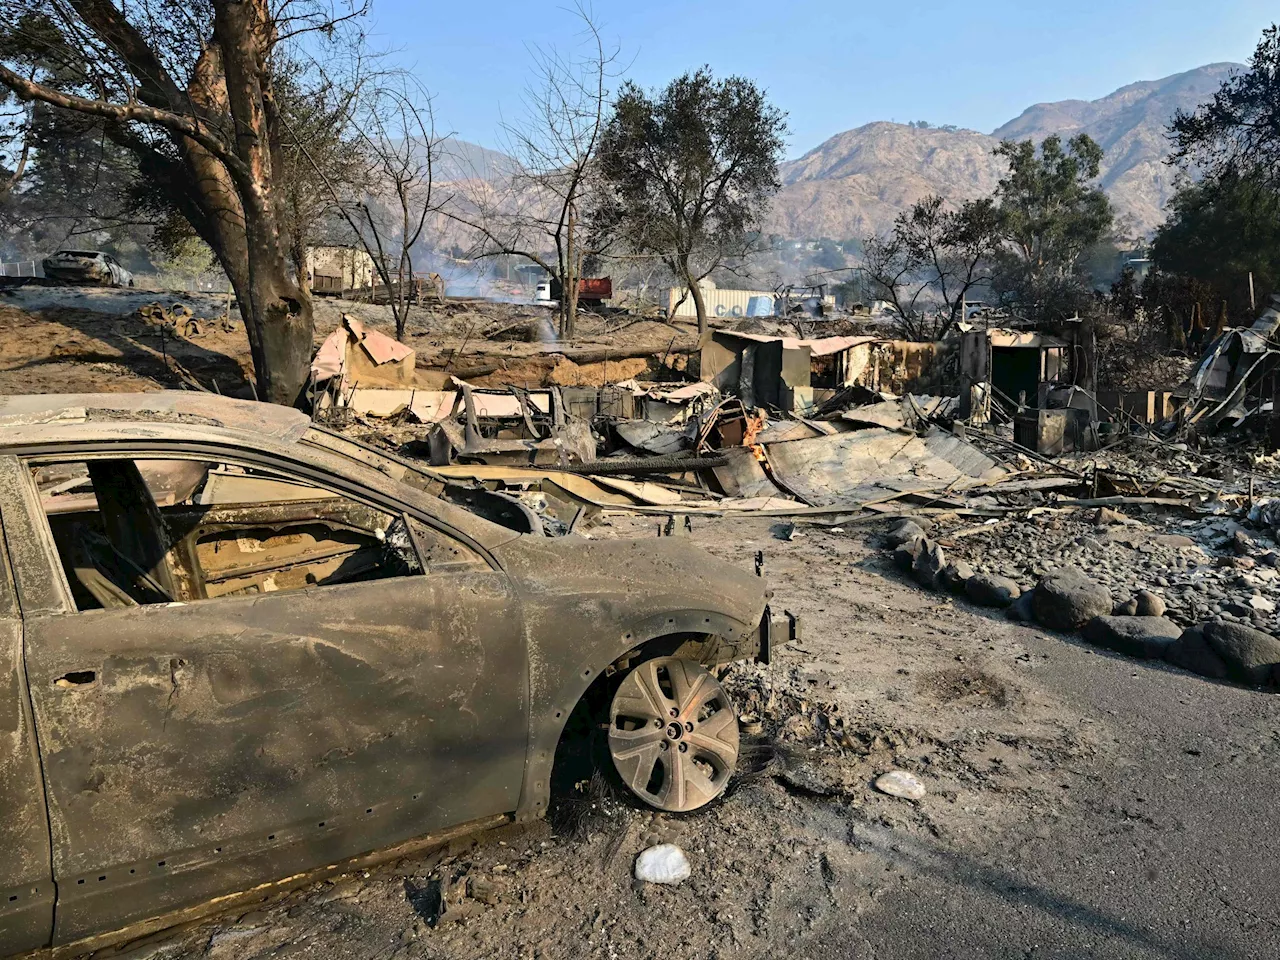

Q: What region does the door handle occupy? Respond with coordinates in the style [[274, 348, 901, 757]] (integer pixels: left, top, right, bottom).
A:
[[54, 670, 96, 688]]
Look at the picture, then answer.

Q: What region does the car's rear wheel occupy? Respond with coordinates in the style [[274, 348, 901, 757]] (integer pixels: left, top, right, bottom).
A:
[[607, 657, 739, 812]]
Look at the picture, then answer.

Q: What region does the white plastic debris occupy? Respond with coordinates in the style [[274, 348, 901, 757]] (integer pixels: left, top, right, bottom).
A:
[[874, 770, 926, 801], [634, 844, 692, 885]]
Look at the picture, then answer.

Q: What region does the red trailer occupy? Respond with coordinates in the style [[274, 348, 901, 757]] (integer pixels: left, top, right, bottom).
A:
[[539, 276, 613, 304], [577, 277, 612, 302]]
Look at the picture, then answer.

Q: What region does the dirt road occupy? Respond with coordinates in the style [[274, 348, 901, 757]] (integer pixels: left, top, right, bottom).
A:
[[119, 515, 1280, 960]]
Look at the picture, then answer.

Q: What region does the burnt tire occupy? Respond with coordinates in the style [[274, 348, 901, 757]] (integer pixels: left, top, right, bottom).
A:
[[607, 657, 739, 812]]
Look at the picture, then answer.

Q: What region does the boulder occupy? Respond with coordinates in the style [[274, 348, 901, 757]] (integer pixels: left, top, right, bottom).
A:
[[1033, 569, 1113, 632], [1166, 621, 1280, 687], [1081, 616, 1182, 659], [1231, 530, 1254, 556], [939, 561, 975, 594], [966, 574, 1021, 608], [874, 770, 926, 800], [912, 539, 947, 591], [1134, 590, 1166, 617], [885, 519, 926, 548], [1007, 590, 1036, 622], [893, 537, 924, 572], [1113, 597, 1140, 617], [634, 844, 692, 885]]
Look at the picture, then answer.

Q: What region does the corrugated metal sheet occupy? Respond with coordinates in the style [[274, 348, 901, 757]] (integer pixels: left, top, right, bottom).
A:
[[668, 287, 776, 319], [763, 426, 1004, 506]]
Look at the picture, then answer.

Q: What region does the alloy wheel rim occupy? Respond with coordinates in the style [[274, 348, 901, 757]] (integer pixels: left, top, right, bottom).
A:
[[607, 657, 739, 812]]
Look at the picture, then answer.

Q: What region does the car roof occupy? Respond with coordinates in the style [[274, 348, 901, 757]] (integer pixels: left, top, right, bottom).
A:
[[0, 392, 311, 444], [0, 392, 520, 551]]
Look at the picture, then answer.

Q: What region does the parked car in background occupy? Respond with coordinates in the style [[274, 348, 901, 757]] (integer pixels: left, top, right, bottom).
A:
[[0, 392, 776, 957], [41, 250, 134, 287]]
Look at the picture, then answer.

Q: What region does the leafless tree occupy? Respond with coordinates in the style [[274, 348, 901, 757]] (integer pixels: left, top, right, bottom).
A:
[[0, 0, 370, 404], [444, 3, 619, 339], [287, 74, 448, 342], [349, 85, 447, 341], [863, 195, 1001, 340]]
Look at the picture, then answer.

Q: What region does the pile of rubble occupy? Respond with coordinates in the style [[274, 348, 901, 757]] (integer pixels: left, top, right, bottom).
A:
[[302, 308, 1280, 692], [305, 314, 1015, 539]]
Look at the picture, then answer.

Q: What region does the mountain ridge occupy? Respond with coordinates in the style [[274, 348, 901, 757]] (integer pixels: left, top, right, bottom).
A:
[[768, 61, 1240, 240], [437, 62, 1241, 244]]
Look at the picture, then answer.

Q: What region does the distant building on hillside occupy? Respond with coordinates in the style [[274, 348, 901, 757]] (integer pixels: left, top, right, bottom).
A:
[[1124, 257, 1152, 283], [305, 245, 374, 294]]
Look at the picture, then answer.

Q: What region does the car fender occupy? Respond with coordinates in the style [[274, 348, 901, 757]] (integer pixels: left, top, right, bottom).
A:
[[513, 605, 761, 822]]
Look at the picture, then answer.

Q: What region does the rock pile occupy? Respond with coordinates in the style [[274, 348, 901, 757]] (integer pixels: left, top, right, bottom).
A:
[[944, 511, 1280, 635], [883, 521, 1280, 690], [1166, 621, 1280, 687]]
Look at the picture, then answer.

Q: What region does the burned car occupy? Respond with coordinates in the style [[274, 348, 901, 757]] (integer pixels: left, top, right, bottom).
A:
[[0, 393, 776, 957], [40, 250, 134, 287]]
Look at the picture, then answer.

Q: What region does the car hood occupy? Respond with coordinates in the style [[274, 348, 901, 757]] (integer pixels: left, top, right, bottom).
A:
[[492, 534, 770, 633]]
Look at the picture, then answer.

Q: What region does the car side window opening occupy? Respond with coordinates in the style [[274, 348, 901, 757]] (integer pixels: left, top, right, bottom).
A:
[[29, 458, 445, 612]]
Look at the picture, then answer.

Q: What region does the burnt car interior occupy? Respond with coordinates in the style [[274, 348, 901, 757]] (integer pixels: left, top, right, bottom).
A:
[[31, 458, 482, 611]]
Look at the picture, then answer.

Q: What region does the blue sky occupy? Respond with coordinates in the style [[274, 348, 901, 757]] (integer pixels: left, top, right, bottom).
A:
[[367, 0, 1274, 158]]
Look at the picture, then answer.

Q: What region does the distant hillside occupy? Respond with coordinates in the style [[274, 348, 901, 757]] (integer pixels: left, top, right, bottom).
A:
[[415, 137, 520, 182], [767, 62, 1241, 241], [992, 62, 1239, 231], [768, 123, 1004, 240]]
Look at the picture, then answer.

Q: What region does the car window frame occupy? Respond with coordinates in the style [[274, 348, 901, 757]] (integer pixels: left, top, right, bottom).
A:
[[5, 429, 508, 549], [15, 443, 499, 617]]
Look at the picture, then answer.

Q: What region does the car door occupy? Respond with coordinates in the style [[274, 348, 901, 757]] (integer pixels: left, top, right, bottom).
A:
[[0, 458, 56, 954], [14, 451, 530, 946]]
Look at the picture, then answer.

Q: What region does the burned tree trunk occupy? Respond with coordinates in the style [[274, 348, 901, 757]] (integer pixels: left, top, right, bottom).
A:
[[686, 263, 709, 336], [213, 0, 313, 405]]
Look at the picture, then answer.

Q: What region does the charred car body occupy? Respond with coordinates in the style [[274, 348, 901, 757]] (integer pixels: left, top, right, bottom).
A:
[[40, 250, 134, 288], [0, 393, 775, 957]]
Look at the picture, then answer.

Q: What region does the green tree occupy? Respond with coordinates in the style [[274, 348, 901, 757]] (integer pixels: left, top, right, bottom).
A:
[[810, 239, 846, 272], [831, 268, 872, 309], [1170, 25, 1280, 188], [991, 134, 1113, 321], [1162, 24, 1280, 318], [593, 68, 787, 334], [0, 106, 150, 262], [1151, 169, 1280, 324], [153, 230, 219, 292]]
